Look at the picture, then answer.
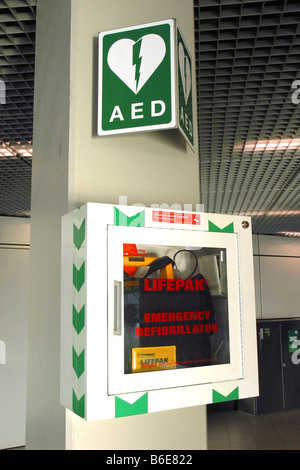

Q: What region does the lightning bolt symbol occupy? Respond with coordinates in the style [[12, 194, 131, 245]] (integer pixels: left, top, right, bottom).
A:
[[184, 56, 188, 98], [132, 38, 143, 92]]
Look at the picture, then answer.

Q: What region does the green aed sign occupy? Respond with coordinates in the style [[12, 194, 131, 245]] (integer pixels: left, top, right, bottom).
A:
[[98, 19, 194, 150], [177, 27, 194, 149]]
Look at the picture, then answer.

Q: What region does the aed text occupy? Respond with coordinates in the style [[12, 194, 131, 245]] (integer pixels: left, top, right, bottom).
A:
[[109, 100, 166, 122], [180, 106, 193, 137], [144, 278, 209, 292]]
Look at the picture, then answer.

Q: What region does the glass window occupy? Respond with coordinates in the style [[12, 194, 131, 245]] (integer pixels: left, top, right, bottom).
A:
[[123, 244, 230, 374]]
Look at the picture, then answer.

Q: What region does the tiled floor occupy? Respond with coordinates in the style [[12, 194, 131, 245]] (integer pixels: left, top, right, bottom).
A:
[[207, 409, 300, 450], [4, 409, 300, 450]]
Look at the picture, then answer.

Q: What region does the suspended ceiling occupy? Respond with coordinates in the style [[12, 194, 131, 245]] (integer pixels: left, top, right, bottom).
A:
[[0, 0, 34, 218], [195, 0, 300, 236], [0, 0, 300, 236]]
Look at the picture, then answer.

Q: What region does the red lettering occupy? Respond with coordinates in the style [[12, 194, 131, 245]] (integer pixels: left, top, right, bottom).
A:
[[151, 326, 157, 335], [167, 279, 175, 290], [183, 311, 190, 321], [143, 278, 210, 291], [205, 311, 211, 320], [144, 327, 151, 336], [157, 279, 166, 290], [194, 278, 205, 290], [144, 313, 151, 322], [184, 278, 194, 290], [176, 279, 185, 290], [152, 313, 161, 322], [136, 323, 219, 336]]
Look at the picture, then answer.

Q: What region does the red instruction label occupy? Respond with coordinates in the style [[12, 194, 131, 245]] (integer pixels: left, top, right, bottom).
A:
[[152, 210, 200, 225]]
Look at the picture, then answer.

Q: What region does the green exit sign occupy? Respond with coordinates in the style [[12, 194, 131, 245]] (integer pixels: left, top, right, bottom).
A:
[[98, 19, 194, 150]]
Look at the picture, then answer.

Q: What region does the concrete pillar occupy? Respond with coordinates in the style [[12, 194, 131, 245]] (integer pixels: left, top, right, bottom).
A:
[[26, 0, 205, 450]]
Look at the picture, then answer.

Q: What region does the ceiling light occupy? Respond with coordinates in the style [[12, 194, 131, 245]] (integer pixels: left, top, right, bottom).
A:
[[235, 138, 300, 153], [277, 232, 300, 237], [240, 210, 300, 216], [0, 142, 32, 158]]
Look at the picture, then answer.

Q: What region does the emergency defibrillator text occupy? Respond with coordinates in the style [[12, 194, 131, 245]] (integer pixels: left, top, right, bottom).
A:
[[136, 323, 218, 336], [144, 311, 211, 322]]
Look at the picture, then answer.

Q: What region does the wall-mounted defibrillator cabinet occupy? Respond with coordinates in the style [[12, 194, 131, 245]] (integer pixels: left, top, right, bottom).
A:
[[60, 203, 259, 421]]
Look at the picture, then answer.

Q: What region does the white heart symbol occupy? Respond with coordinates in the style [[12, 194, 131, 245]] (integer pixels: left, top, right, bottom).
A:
[[107, 34, 166, 94], [178, 43, 191, 105]]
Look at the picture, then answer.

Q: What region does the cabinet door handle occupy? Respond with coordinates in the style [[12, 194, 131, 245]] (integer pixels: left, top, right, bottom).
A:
[[114, 281, 122, 336]]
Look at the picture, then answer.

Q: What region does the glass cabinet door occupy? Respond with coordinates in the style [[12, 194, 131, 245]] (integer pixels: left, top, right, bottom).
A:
[[107, 225, 243, 395]]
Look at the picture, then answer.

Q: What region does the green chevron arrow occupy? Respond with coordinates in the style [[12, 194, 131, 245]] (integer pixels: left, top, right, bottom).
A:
[[213, 387, 239, 403], [73, 219, 86, 250], [115, 393, 148, 418], [114, 207, 145, 227], [73, 262, 85, 292], [208, 221, 234, 233], [73, 305, 85, 335], [72, 390, 85, 419], [72, 347, 85, 378]]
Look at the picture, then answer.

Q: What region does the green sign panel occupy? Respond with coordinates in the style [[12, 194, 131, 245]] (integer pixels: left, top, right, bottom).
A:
[[177, 27, 194, 149], [98, 19, 195, 150], [289, 330, 299, 352], [98, 20, 176, 135]]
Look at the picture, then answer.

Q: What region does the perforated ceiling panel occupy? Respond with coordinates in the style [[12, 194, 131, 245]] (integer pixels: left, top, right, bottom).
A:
[[0, 0, 300, 236], [194, 0, 300, 235], [0, 0, 35, 217]]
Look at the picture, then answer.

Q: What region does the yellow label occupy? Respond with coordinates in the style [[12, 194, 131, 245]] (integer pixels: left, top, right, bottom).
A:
[[132, 346, 176, 373]]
